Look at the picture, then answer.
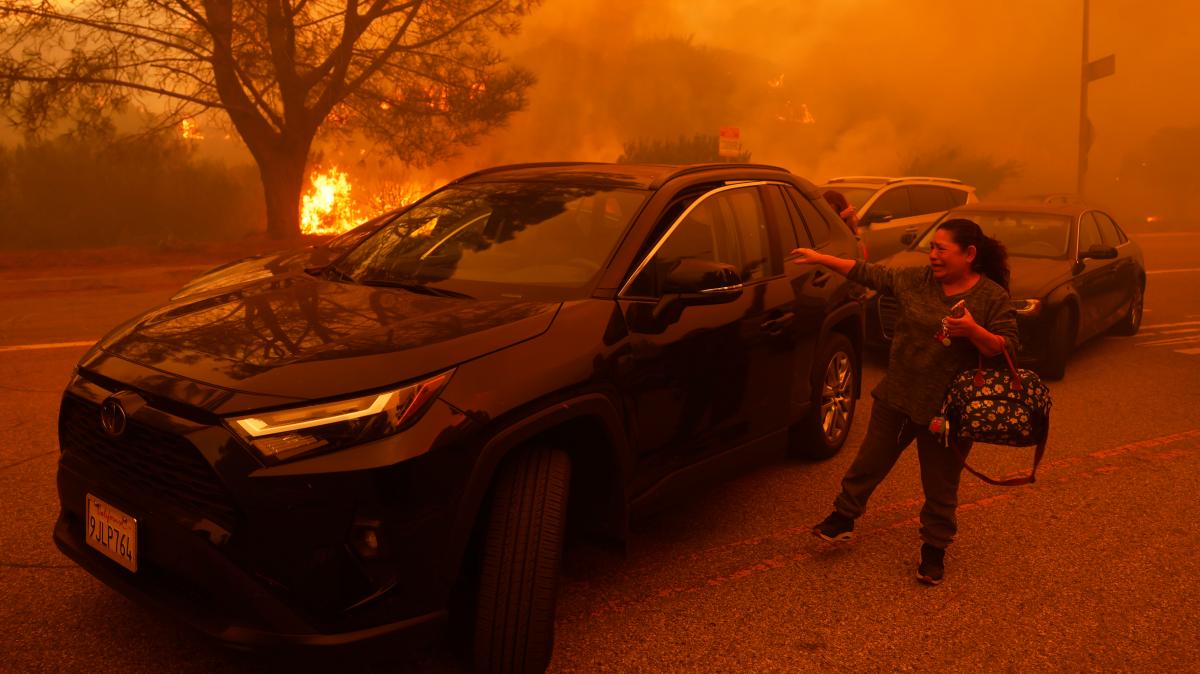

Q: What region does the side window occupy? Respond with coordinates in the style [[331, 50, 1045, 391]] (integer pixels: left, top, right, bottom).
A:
[[716, 188, 772, 281], [1094, 212, 1124, 246], [1077, 213, 1103, 255], [909, 186, 951, 215], [945, 188, 970, 207], [764, 185, 808, 248], [864, 187, 912, 224], [784, 186, 830, 245], [624, 188, 768, 296]]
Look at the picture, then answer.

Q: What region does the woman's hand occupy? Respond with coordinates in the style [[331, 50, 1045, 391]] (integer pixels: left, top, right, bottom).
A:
[[791, 248, 857, 276], [790, 247, 824, 265], [942, 308, 980, 338], [946, 308, 1006, 355]]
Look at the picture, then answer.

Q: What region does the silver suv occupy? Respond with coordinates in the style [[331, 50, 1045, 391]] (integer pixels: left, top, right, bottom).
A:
[[822, 176, 978, 260]]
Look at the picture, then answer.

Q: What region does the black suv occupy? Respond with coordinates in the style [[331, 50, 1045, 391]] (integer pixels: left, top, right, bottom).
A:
[[54, 163, 864, 672]]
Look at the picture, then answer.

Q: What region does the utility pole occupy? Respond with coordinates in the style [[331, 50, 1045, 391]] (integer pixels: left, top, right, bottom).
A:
[[1077, 0, 1116, 196]]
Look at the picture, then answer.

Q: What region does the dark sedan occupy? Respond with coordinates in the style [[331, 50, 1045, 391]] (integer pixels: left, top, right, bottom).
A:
[[868, 203, 1145, 379]]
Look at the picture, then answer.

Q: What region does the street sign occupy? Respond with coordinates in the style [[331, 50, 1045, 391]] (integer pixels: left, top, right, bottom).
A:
[[718, 126, 741, 158], [1086, 54, 1116, 82]]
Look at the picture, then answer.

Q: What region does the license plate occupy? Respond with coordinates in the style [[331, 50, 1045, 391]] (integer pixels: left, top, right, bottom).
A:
[[85, 494, 137, 572]]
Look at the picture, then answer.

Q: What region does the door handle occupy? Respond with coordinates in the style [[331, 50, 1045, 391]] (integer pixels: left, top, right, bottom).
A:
[[761, 312, 795, 332]]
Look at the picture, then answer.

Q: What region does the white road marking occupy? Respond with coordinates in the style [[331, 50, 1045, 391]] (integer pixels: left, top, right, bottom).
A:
[[0, 341, 95, 353], [1140, 320, 1200, 330], [1146, 268, 1200, 275], [1137, 336, 1200, 347], [1176, 348, 1200, 355], [1137, 327, 1200, 337]]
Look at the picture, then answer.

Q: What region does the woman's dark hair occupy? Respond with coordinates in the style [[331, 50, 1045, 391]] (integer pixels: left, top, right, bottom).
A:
[[823, 190, 850, 213], [936, 218, 1011, 291]]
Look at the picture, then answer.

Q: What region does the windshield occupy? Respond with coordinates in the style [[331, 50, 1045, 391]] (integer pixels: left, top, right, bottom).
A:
[[822, 186, 877, 210], [916, 211, 1072, 259], [334, 182, 648, 292]]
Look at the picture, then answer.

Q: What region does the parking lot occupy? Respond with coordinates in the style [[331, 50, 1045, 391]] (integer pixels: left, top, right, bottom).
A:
[[2, 230, 1198, 672]]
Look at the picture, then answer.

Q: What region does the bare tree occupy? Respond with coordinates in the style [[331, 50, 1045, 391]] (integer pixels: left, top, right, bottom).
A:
[[0, 1, 537, 239]]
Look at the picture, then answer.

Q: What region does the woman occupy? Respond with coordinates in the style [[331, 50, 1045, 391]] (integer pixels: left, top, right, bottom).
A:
[[792, 218, 1018, 585]]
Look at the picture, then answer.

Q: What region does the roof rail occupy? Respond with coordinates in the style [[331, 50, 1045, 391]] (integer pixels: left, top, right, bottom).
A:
[[448, 161, 610, 185], [649, 163, 790, 189], [888, 176, 964, 185], [827, 176, 891, 184]]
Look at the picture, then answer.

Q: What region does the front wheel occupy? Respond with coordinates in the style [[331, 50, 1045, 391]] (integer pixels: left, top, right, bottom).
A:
[[473, 447, 571, 674], [791, 333, 858, 460]]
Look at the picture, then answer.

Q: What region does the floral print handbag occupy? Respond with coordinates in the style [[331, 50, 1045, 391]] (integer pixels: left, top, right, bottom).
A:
[[939, 348, 1052, 486]]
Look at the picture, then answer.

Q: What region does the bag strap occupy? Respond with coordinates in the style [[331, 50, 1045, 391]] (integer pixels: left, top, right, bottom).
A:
[[974, 346, 1023, 392], [949, 414, 1049, 487]]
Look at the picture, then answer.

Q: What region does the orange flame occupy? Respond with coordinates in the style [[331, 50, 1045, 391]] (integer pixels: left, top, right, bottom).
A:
[[179, 119, 204, 140], [301, 166, 361, 236], [300, 166, 438, 236]]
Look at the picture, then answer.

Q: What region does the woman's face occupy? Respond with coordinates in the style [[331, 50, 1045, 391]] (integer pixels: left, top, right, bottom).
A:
[[929, 228, 976, 282]]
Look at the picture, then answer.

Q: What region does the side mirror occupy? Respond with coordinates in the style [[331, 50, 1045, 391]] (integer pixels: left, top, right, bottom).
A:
[[652, 259, 743, 320], [1079, 244, 1118, 261], [861, 212, 893, 228], [662, 258, 743, 301]]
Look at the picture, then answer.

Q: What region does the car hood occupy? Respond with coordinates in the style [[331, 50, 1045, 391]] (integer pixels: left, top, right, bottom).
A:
[[93, 272, 560, 405], [171, 246, 337, 300], [874, 250, 1071, 299]]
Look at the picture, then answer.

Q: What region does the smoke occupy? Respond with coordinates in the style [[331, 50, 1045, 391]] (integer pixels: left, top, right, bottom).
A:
[[429, 0, 1200, 223], [10, 1, 1188, 227]]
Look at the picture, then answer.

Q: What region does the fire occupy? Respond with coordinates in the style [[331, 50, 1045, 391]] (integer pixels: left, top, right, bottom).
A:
[[301, 166, 361, 236], [180, 118, 204, 140], [776, 102, 816, 124], [300, 166, 438, 236]]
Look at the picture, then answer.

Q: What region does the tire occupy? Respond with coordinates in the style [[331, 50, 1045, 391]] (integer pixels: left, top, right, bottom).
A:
[[1110, 282, 1144, 336], [473, 447, 571, 674], [1040, 305, 1075, 381], [791, 333, 858, 460]]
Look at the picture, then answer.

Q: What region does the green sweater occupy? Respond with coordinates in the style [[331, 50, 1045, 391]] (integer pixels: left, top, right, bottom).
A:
[[849, 261, 1020, 425]]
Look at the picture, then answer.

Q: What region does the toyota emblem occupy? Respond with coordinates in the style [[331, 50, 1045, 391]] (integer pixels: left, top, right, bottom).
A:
[[100, 397, 128, 437]]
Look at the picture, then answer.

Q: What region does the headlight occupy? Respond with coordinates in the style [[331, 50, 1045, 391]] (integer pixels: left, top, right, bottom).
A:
[[1012, 299, 1042, 316], [227, 370, 453, 462]]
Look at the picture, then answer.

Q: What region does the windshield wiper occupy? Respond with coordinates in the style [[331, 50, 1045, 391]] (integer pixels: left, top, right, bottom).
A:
[[359, 278, 474, 299]]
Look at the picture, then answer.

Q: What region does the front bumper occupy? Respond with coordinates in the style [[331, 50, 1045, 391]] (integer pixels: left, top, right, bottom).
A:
[[52, 371, 475, 649], [53, 502, 445, 648]]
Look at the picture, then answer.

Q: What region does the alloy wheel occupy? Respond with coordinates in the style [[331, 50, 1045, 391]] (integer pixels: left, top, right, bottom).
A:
[[821, 351, 854, 444]]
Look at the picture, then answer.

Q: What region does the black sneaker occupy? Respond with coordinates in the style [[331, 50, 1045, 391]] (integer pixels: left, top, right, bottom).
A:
[[812, 511, 854, 542], [917, 543, 945, 585]]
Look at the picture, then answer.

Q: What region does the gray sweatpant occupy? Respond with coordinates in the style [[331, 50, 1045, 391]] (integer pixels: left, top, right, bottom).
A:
[[834, 399, 972, 549]]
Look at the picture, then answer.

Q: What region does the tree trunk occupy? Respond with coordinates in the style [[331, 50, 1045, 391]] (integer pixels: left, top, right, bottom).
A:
[[257, 146, 309, 240]]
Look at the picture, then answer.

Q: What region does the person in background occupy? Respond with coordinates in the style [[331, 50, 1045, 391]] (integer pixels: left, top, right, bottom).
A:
[[823, 190, 860, 234], [792, 218, 1018, 585], [823, 190, 866, 259]]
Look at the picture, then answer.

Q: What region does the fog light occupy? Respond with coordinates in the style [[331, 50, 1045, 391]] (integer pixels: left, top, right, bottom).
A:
[[351, 522, 382, 560]]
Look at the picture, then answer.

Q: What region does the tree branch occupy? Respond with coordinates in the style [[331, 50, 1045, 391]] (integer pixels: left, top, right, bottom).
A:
[[2, 5, 211, 61], [1, 73, 224, 109]]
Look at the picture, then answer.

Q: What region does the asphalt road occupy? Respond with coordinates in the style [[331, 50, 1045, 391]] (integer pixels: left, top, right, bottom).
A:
[[2, 232, 1198, 673]]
